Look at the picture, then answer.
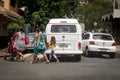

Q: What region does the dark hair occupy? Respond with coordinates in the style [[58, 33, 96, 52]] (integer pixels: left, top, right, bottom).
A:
[[50, 36, 56, 45], [19, 27, 24, 32], [40, 27, 45, 32], [36, 28, 40, 32]]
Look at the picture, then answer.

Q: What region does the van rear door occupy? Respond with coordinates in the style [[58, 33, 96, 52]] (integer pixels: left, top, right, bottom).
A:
[[47, 24, 82, 51]]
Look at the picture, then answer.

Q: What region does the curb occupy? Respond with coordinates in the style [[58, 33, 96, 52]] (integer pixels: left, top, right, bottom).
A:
[[0, 52, 8, 58], [116, 45, 120, 55], [116, 51, 120, 56]]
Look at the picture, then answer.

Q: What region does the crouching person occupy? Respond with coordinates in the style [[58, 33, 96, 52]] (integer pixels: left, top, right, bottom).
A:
[[13, 27, 26, 62]]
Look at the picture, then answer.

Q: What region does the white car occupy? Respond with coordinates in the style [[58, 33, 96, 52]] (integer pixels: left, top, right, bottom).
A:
[[82, 32, 116, 58], [25, 32, 35, 51]]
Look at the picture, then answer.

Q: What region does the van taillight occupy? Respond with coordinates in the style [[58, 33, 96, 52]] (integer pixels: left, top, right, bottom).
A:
[[89, 41, 95, 45], [78, 42, 81, 49], [112, 42, 116, 46]]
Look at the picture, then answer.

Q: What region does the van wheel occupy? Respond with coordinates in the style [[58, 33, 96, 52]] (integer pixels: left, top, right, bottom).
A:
[[85, 48, 90, 57], [75, 54, 81, 61], [109, 53, 116, 59]]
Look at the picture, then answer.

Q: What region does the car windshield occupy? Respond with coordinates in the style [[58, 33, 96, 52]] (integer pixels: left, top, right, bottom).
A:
[[51, 25, 76, 33], [93, 34, 113, 40]]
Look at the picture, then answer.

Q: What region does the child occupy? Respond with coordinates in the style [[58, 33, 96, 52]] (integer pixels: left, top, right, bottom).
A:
[[49, 36, 59, 63]]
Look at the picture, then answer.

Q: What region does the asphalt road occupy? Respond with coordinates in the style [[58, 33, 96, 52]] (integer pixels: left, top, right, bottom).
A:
[[0, 54, 120, 80]]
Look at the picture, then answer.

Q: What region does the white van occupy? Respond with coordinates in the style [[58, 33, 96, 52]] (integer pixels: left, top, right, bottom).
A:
[[45, 18, 83, 61]]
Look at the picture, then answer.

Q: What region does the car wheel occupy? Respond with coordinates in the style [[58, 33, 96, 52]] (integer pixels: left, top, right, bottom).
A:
[[109, 53, 116, 59], [75, 54, 81, 61], [85, 47, 90, 57]]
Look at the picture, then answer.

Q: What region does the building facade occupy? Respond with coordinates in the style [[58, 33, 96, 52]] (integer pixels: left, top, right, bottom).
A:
[[102, 0, 120, 43], [0, 0, 22, 47]]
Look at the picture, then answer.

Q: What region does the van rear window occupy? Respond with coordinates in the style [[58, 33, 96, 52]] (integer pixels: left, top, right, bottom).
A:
[[51, 25, 76, 33]]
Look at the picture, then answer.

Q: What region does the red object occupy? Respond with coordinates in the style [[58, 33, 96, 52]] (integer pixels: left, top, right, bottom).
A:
[[89, 41, 95, 45], [8, 40, 16, 53], [112, 42, 116, 46], [46, 42, 49, 49], [25, 36, 29, 45], [78, 42, 81, 49], [60, 21, 67, 23]]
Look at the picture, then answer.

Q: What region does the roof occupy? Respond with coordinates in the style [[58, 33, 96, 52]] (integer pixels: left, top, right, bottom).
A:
[[48, 18, 79, 24], [0, 6, 23, 21]]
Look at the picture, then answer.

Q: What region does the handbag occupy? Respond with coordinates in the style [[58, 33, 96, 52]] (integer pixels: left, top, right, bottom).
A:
[[46, 42, 49, 49], [25, 36, 29, 45], [8, 40, 17, 53]]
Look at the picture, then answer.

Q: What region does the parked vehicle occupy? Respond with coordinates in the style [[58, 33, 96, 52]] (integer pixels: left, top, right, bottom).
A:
[[45, 18, 83, 61], [25, 32, 35, 51], [82, 32, 116, 58]]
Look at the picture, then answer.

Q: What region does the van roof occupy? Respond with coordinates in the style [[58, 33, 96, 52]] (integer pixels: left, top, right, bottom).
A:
[[48, 18, 79, 24]]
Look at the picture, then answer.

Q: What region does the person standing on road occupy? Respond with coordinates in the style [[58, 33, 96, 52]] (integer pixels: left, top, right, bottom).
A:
[[31, 28, 40, 63], [13, 27, 26, 61], [49, 36, 59, 63], [38, 27, 49, 63]]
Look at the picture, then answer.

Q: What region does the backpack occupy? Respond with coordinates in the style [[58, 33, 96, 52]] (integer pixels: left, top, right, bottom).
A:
[[25, 35, 29, 45]]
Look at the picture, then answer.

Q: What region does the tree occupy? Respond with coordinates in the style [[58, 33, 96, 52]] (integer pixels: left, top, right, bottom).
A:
[[83, 0, 113, 32], [7, 22, 19, 36], [17, 18, 25, 26], [18, 0, 81, 27]]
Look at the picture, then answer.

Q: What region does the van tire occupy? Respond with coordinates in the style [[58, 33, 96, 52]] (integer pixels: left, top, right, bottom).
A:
[[75, 54, 81, 61]]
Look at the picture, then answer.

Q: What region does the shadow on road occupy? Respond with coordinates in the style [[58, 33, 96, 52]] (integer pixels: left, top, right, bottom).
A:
[[82, 53, 120, 59], [48, 57, 80, 62]]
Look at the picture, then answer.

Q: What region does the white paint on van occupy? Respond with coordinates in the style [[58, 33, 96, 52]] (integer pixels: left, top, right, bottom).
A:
[[45, 18, 83, 59]]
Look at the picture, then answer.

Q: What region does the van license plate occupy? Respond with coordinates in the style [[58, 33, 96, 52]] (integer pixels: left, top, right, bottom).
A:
[[59, 44, 68, 48]]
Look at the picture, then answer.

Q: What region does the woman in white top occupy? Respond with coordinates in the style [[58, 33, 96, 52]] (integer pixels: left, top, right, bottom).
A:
[[13, 27, 26, 61]]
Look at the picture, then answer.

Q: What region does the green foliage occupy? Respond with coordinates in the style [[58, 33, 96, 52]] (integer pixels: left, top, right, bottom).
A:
[[7, 18, 31, 35], [17, 18, 30, 28], [18, 0, 81, 27], [18, 18, 25, 26], [32, 12, 41, 23], [24, 23, 30, 28], [7, 22, 19, 32], [83, 0, 113, 32], [18, 0, 113, 32]]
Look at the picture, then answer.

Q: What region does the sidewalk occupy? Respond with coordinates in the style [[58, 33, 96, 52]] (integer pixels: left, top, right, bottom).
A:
[[0, 47, 8, 57], [0, 47, 43, 62], [116, 45, 120, 55]]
